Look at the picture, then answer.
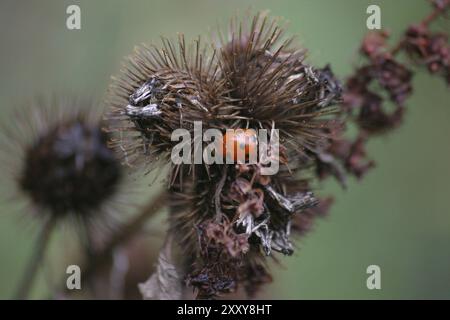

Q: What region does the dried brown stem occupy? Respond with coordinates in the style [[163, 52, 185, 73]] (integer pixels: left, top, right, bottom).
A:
[[214, 165, 228, 222]]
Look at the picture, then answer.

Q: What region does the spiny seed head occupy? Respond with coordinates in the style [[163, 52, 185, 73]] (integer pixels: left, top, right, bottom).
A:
[[20, 118, 121, 217], [106, 13, 342, 174], [1, 97, 123, 226], [106, 38, 225, 169], [106, 11, 342, 299]]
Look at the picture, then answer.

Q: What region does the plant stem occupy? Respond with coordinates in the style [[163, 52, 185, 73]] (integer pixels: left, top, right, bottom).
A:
[[423, 0, 449, 26], [14, 217, 56, 299], [215, 165, 228, 222], [55, 190, 167, 298]]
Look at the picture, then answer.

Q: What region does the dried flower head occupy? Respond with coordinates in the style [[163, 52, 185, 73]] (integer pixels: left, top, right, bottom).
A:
[[106, 37, 225, 171], [403, 24, 450, 84], [344, 31, 413, 134], [1, 97, 124, 237], [106, 11, 342, 299], [339, 0, 449, 190]]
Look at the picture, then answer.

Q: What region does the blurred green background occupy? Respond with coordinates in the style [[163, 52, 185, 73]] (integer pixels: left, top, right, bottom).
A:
[[0, 0, 449, 299]]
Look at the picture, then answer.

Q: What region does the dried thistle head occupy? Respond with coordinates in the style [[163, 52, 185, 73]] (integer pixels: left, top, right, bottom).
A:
[[216, 13, 342, 158], [1, 97, 125, 239], [106, 11, 342, 299], [106, 37, 226, 171]]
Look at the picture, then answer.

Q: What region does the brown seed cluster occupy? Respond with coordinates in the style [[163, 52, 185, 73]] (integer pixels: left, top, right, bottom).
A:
[[344, 31, 413, 134], [335, 0, 450, 185], [21, 118, 122, 218], [404, 24, 450, 84], [0, 98, 125, 241]]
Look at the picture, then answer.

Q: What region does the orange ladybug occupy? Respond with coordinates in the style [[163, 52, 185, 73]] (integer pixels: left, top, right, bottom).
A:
[[221, 129, 258, 163]]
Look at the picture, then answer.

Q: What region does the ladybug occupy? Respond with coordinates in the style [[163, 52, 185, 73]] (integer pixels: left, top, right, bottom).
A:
[[220, 129, 258, 162]]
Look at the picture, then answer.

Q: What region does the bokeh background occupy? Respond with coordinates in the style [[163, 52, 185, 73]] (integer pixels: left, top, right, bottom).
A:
[[0, 0, 449, 299]]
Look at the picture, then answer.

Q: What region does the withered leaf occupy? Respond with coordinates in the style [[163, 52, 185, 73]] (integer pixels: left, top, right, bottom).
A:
[[138, 246, 182, 300]]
